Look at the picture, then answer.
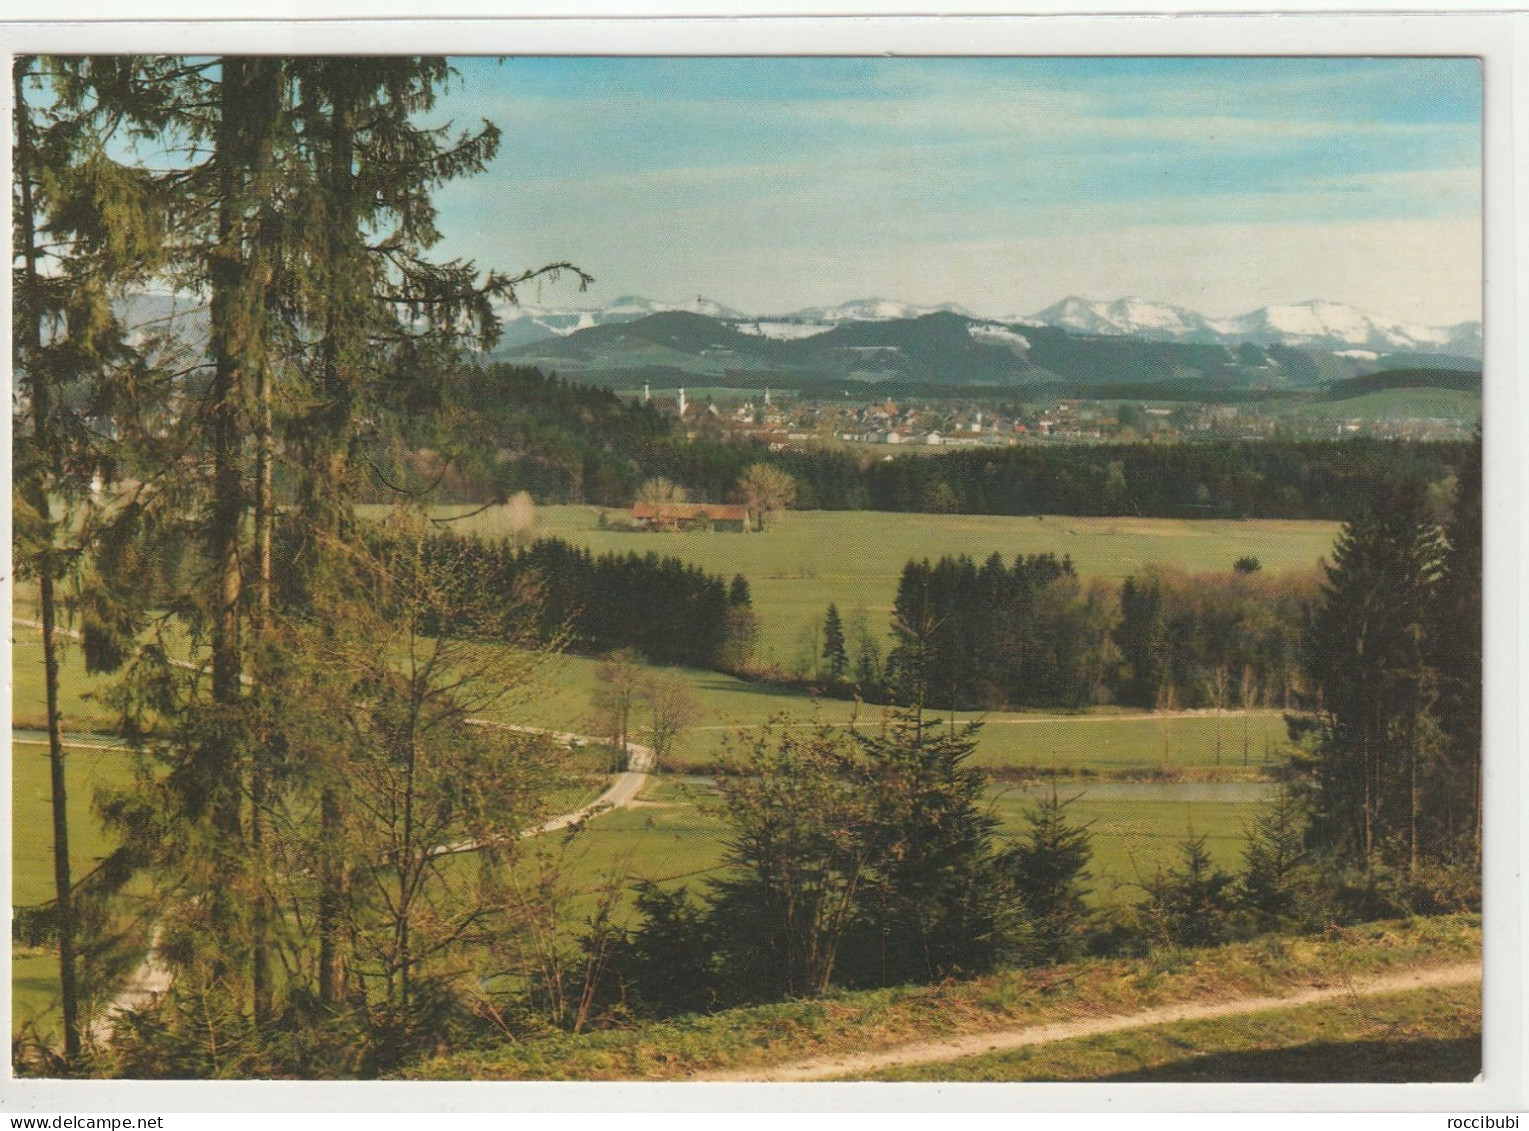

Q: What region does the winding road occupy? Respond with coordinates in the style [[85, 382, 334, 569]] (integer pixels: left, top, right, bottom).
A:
[[76, 727, 653, 1045], [13, 617, 655, 1046]]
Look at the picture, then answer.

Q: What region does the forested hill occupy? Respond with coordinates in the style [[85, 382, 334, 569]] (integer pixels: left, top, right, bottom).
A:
[[373, 364, 687, 504], [761, 439, 1471, 520], [1322, 367, 1482, 400], [372, 364, 1470, 521], [499, 308, 1453, 392]]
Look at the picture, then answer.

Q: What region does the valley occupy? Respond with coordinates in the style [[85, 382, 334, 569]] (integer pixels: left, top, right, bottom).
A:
[[12, 52, 1488, 1090]]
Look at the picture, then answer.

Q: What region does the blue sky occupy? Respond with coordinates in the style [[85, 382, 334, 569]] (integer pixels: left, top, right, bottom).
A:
[[428, 56, 1482, 325]]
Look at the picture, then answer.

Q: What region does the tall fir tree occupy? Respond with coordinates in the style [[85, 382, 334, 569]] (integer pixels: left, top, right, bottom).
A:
[[821, 603, 848, 683], [1114, 575, 1166, 708], [12, 54, 175, 1061], [1297, 484, 1447, 872], [1428, 430, 1483, 864], [65, 55, 590, 1038]]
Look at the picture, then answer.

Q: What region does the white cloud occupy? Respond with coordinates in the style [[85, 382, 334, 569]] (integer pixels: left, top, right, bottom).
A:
[[432, 61, 1482, 329], [538, 217, 1481, 330]]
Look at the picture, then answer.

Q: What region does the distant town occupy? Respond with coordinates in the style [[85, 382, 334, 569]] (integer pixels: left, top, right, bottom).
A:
[[644, 384, 1475, 449]]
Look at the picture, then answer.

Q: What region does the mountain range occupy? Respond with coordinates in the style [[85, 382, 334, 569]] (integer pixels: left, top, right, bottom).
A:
[[1024, 296, 1481, 357], [111, 289, 1481, 395], [495, 293, 1481, 360], [495, 296, 1480, 394]]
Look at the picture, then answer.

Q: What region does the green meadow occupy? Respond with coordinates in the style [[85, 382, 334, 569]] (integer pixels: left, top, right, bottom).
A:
[[11, 636, 123, 735], [359, 505, 1340, 665], [13, 506, 1320, 1038], [485, 648, 1295, 776], [1281, 387, 1481, 426], [517, 772, 1271, 920], [12, 733, 139, 1040]]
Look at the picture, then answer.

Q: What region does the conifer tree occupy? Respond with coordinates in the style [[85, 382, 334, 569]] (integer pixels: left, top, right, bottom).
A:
[[1114, 576, 1166, 708], [1001, 787, 1094, 962], [1238, 784, 1311, 931], [12, 54, 174, 1060], [707, 721, 873, 1000], [1297, 484, 1446, 872], [1141, 827, 1236, 947], [1429, 430, 1483, 863], [839, 708, 1001, 986], [821, 603, 848, 683], [65, 55, 590, 1035], [849, 607, 884, 696]]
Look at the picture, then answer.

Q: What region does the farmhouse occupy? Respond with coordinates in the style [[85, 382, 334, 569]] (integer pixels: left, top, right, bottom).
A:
[[631, 502, 753, 533]]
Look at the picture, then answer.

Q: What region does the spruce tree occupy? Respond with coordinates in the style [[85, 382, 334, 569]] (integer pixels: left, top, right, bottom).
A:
[[821, 602, 848, 683], [1001, 786, 1094, 962], [1428, 430, 1483, 863], [1114, 576, 1166, 708], [838, 708, 1001, 986], [707, 721, 874, 1000], [1238, 784, 1311, 932], [67, 55, 590, 1036], [1142, 827, 1236, 948], [12, 54, 174, 1060], [1297, 484, 1446, 872]]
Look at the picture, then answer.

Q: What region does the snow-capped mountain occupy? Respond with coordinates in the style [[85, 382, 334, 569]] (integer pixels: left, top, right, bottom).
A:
[[730, 298, 978, 342], [1023, 295, 1214, 340], [777, 298, 973, 324], [494, 293, 746, 348], [494, 290, 1479, 358], [1024, 295, 1480, 358], [1210, 301, 1479, 356]]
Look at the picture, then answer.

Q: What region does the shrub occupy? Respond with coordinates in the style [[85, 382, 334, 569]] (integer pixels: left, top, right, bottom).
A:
[[995, 786, 1094, 964], [1139, 828, 1238, 948]]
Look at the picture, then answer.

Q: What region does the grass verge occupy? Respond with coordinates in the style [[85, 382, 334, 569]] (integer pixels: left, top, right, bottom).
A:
[[858, 981, 1480, 1082], [401, 913, 1480, 1081]]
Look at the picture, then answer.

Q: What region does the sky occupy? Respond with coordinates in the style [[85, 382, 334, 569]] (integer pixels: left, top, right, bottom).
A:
[[427, 56, 1483, 327]]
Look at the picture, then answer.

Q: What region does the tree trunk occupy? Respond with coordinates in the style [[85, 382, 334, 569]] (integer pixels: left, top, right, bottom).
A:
[[317, 787, 343, 1005], [208, 58, 282, 1024], [15, 66, 81, 1059], [208, 57, 281, 836], [250, 361, 275, 1024], [313, 65, 361, 1008], [1409, 730, 1420, 879]]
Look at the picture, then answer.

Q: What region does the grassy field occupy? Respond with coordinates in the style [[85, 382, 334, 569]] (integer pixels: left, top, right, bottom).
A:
[[12, 733, 140, 1040], [858, 981, 1480, 1082], [11, 636, 124, 735], [505, 771, 1271, 923], [11, 506, 1316, 1043], [404, 914, 1481, 1080], [483, 649, 1296, 776], [12, 735, 135, 909], [359, 505, 1340, 665], [1281, 387, 1481, 426], [12, 609, 1293, 904], [13, 615, 1300, 780], [12, 613, 1293, 938]]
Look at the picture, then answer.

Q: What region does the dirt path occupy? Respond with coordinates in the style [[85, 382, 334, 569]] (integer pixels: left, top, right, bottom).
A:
[[12, 618, 654, 1047], [698, 961, 1482, 1082], [686, 707, 1276, 733]]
